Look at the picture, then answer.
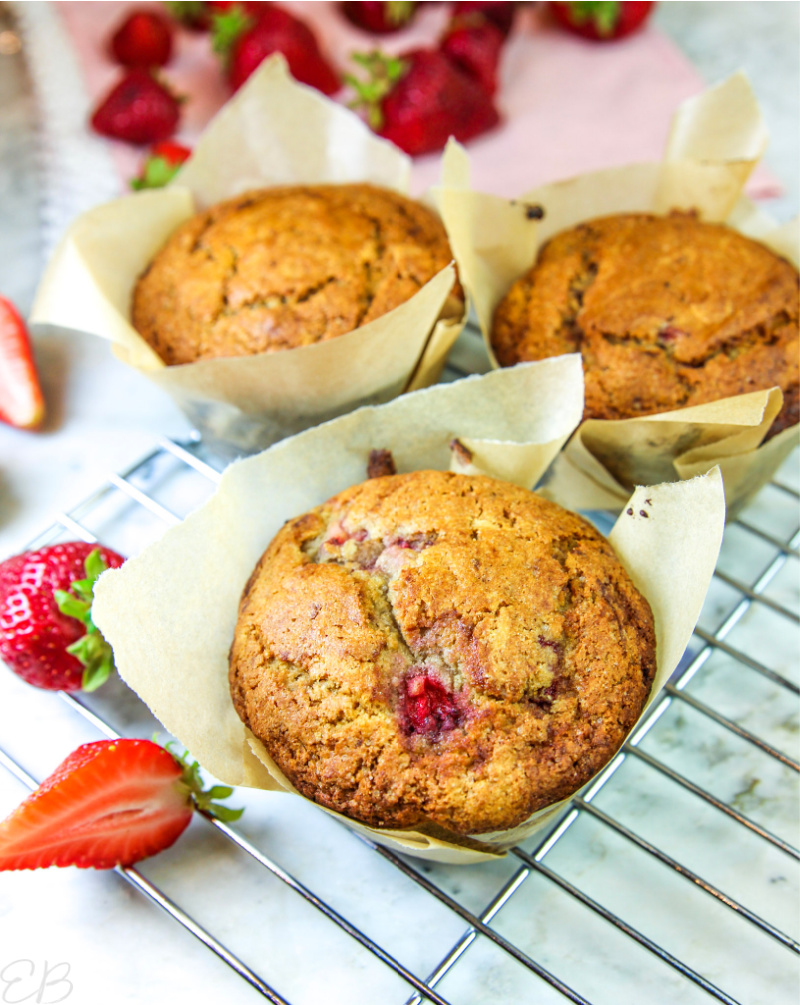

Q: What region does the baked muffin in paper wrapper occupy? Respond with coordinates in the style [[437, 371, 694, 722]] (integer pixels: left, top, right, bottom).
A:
[[435, 73, 799, 520], [92, 359, 725, 865], [30, 57, 465, 454]]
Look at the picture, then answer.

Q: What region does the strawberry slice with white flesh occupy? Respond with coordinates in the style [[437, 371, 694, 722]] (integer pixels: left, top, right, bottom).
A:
[[0, 296, 45, 430], [0, 739, 243, 870]]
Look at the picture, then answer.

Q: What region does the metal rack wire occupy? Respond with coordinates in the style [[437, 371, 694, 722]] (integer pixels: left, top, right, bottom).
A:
[[0, 372, 797, 1004]]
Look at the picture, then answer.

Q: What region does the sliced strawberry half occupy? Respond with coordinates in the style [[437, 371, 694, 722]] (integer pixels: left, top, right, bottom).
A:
[[0, 739, 243, 871], [0, 296, 45, 430]]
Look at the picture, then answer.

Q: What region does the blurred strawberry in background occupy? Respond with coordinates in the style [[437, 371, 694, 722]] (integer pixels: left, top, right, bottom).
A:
[[111, 8, 174, 67], [213, 3, 340, 93], [441, 10, 505, 96], [347, 49, 499, 156], [549, 1, 656, 41], [341, 2, 418, 34], [452, 1, 517, 37], [91, 69, 182, 143]]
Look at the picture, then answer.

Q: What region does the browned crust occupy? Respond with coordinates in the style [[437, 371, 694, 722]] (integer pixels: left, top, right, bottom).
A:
[[491, 213, 799, 437], [229, 471, 656, 835], [132, 184, 461, 365]]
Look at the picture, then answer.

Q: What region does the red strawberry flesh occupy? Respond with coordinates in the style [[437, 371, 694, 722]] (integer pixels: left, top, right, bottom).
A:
[[0, 296, 45, 430], [0, 740, 191, 870], [400, 670, 463, 738]]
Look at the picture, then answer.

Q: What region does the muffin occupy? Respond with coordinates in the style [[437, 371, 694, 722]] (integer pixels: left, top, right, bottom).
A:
[[491, 213, 799, 437], [229, 470, 656, 836], [132, 184, 461, 364]]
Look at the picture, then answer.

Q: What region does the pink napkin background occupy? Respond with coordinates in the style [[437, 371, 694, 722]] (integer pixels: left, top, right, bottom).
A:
[[57, 0, 781, 199]]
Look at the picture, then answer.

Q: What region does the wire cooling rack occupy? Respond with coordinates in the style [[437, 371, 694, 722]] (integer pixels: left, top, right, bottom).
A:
[[0, 354, 797, 1004]]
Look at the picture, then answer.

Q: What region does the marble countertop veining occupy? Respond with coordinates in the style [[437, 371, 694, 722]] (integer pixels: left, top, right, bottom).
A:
[[0, 4, 797, 1005]]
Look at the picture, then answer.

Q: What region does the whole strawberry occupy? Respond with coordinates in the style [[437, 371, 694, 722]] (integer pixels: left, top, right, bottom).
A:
[[91, 69, 181, 144], [348, 49, 500, 156], [549, 1, 656, 40], [131, 139, 192, 189], [214, 5, 340, 94], [0, 543, 124, 692], [341, 2, 418, 34], [441, 14, 504, 96], [452, 2, 516, 37], [0, 739, 243, 870], [110, 9, 174, 67]]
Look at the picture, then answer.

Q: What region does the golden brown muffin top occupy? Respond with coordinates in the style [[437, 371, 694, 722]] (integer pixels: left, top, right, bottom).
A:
[[491, 213, 799, 435], [132, 184, 459, 364], [229, 471, 656, 836]]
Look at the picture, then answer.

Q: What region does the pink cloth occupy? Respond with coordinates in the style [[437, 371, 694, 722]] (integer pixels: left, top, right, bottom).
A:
[[57, 0, 781, 199]]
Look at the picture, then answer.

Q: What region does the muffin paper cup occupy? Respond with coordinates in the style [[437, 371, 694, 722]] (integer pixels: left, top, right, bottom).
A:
[[435, 73, 799, 520], [92, 360, 725, 865], [30, 57, 466, 453]]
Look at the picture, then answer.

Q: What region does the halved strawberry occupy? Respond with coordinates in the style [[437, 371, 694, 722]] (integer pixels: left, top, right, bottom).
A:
[[0, 296, 45, 430], [0, 739, 242, 870]]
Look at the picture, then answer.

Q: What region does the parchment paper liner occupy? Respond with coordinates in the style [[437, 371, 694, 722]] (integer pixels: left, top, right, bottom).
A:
[[435, 73, 799, 520], [30, 57, 466, 453], [93, 360, 724, 864]]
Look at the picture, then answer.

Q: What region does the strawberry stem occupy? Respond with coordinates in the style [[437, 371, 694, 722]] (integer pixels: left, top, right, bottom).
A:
[[345, 51, 408, 131], [53, 548, 117, 692], [563, 1, 621, 36], [386, 1, 416, 26], [168, 744, 245, 822], [211, 7, 253, 60], [131, 154, 186, 190], [164, 1, 208, 26]]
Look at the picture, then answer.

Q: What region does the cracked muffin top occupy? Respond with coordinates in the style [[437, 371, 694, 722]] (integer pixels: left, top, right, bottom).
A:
[[131, 184, 460, 365], [229, 470, 656, 836], [491, 213, 799, 437]]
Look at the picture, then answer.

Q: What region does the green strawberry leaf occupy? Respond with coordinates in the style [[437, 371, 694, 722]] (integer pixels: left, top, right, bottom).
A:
[[54, 591, 89, 622], [211, 7, 252, 60], [566, 1, 621, 36], [346, 51, 409, 131], [164, 1, 207, 25], [54, 548, 117, 691], [131, 155, 185, 191], [168, 744, 246, 823], [386, 1, 416, 26], [206, 803, 245, 822]]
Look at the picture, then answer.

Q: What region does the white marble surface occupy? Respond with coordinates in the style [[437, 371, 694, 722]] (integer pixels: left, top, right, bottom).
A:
[[0, 3, 798, 1005]]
